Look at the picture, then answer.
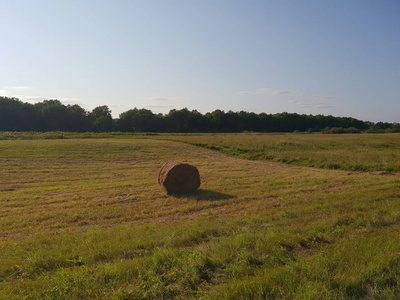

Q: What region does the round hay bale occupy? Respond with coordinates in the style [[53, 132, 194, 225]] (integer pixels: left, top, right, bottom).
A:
[[158, 161, 201, 195]]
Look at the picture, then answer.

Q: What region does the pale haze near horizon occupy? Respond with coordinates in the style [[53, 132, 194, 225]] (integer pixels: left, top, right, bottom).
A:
[[1, 0, 399, 122]]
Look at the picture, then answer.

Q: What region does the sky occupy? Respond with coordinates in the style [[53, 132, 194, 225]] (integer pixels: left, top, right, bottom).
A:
[[1, 0, 399, 122]]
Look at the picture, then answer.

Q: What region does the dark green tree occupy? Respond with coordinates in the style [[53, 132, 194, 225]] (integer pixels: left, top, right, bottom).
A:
[[89, 105, 113, 132], [34, 100, 69, 131], [0, 97, 39, 131], [66, 104, 89, 132], [119, 108, 157, 132]]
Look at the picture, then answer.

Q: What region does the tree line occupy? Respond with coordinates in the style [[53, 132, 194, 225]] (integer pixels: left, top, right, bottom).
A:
[[1, 96, 399, 133]]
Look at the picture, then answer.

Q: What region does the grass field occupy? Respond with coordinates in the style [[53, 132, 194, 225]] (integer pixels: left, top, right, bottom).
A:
[[1, 134, 400, 299], [162, 133, 400, 172]]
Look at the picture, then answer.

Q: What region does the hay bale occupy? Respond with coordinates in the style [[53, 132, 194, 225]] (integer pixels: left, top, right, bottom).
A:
[[158, 161, 200, 195]]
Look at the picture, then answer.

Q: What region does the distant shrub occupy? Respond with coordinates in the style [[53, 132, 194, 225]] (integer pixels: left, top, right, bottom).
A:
[[321, 127, 361, 134], [366, 123, 400, 133], [387, 127, 400, 133], [364, 128, 386, 133]]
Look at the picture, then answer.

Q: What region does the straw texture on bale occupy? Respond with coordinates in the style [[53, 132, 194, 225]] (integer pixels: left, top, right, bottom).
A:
[[158, 161, 201, 195]]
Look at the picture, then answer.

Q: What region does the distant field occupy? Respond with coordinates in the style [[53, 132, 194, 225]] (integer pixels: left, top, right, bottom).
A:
[[163, 133, 400, 172], [2, 132, 400, 172], [1, 135, 400, 299]]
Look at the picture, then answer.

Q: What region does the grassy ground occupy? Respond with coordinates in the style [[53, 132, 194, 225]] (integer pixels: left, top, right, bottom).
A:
[[162, 133, 400, 172], [0, 135, 399, 299]]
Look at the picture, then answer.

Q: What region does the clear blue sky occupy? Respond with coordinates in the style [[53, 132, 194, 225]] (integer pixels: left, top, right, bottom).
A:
[[1, 0, 399, 122]]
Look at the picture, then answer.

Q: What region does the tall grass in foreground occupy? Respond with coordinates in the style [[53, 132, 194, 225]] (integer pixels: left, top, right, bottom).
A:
[[1, 219, 400, 299]]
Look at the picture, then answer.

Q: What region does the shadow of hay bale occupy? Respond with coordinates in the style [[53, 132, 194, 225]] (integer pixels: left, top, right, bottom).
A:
[[173, 189, 236, 201]]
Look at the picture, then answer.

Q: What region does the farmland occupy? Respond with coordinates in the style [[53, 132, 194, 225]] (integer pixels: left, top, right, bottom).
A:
[[1, 133, 400, 299], [162, 133, 400, 172]]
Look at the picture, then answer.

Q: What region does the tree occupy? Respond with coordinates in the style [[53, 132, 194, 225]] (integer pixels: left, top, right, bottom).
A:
[[119, 108, 156, 132], [34, 100, 69, 131], [89, 105, 113, 132], [0, 97, 39, 131], [66, 104, 89, 132], [0, 96, 377, 133]]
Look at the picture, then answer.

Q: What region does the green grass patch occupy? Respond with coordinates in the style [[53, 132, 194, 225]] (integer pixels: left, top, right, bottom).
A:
[[163, 133, 400, 172]]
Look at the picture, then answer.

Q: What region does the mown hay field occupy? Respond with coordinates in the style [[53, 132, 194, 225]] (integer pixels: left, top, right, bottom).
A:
[[0, 134, 400, 299], [162, 133, 400, 172]]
